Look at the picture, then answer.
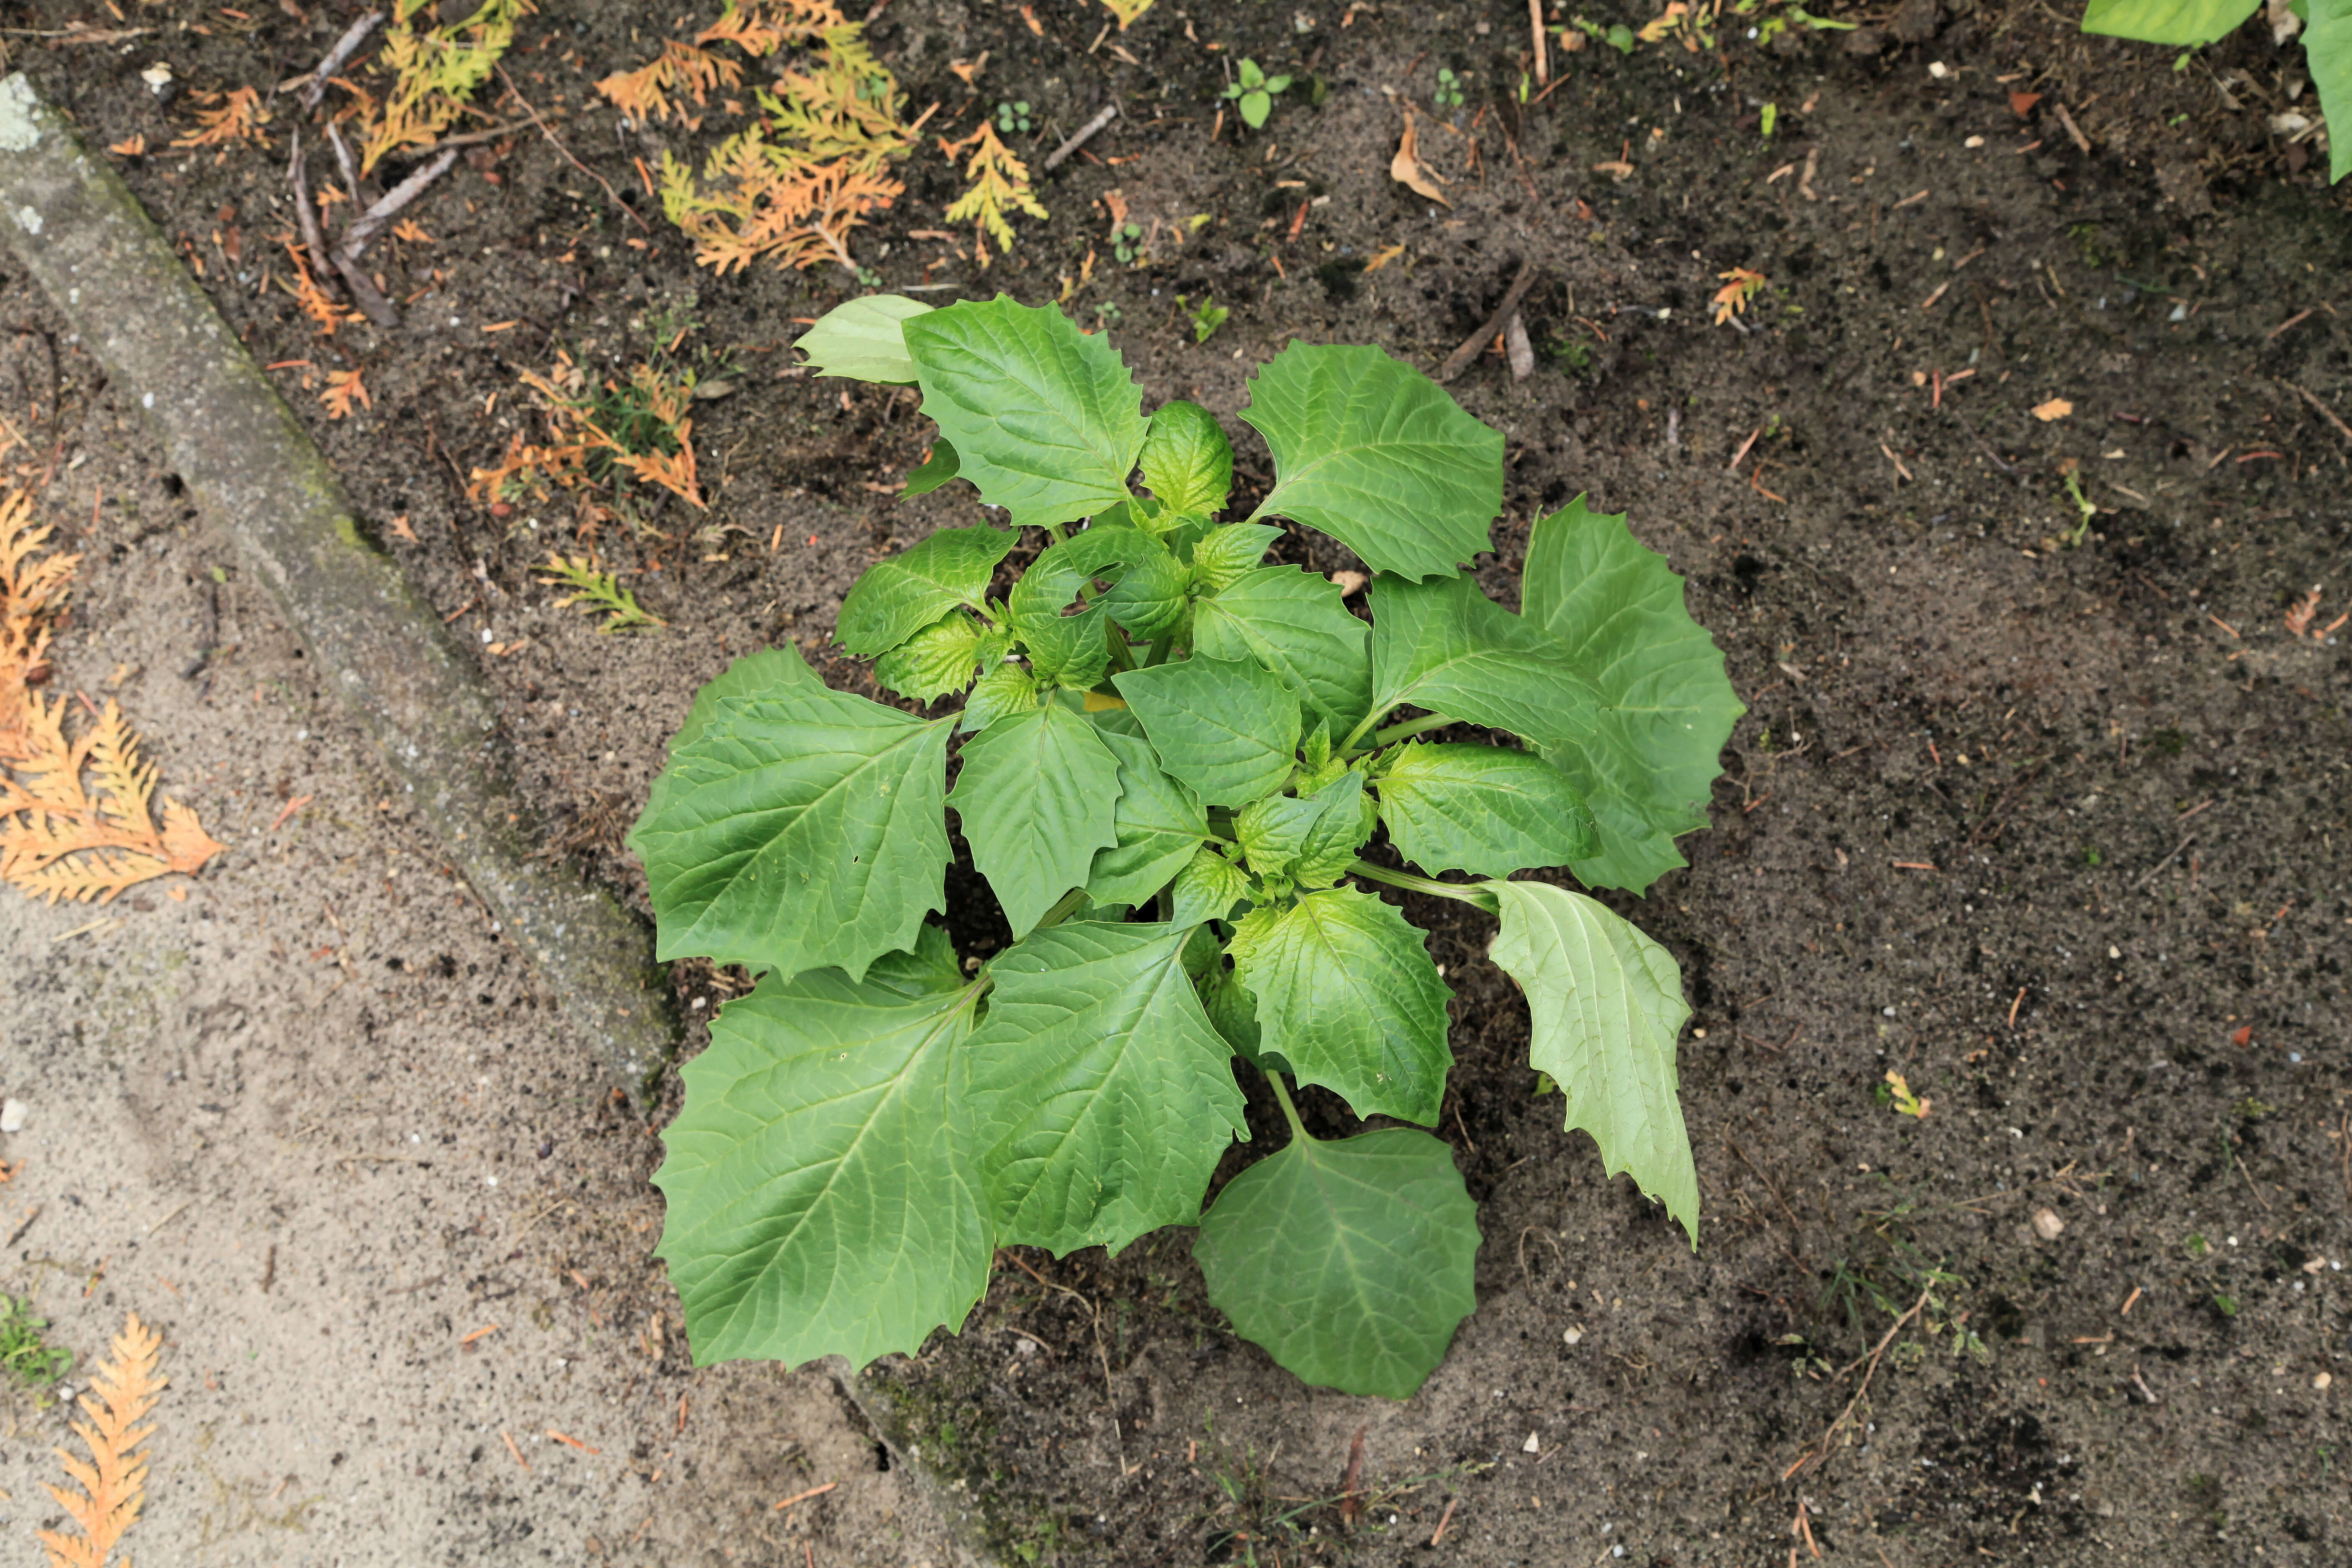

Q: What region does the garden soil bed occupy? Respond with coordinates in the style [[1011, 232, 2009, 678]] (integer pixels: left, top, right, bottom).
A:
[[5, 0, 2351, 1563]]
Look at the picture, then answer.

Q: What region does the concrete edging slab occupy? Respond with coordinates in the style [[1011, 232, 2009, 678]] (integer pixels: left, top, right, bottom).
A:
[[0, 71, 674, 1090]]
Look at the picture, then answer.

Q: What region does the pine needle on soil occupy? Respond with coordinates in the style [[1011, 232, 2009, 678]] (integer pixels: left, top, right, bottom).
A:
[[39, 1311, 166, 1568]]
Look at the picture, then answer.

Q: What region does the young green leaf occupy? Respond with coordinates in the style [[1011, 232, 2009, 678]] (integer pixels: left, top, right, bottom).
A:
[[961, 662, 1040, 732], [2081, 0, 2257, 44], [1231, 885, 1452, 1124], [793, 294, 935, 384], [968, 921, 1247, 1255], [864, 920, 968, 999], [1063, 524, 1190, 644], [640, 647, 821, 829], [903, 297, 1148, 529], [2307, 0, 2352, 182], [873, 612, 989, 703], [1193, 566, 1375, 733], [1373, 743, 1599, 878], [1197, 959, 1268, 1061], [1367, 573, 1603, 750], [652, 966, 991, 1369], [948, 703, 1122, 936], [1186, 523, 1284, 593], [903, 437, 962, 496], [1519, 496, 1743, 894], [1484, 879, 1698, 1246], [1139, 399, 1235, 517], [836, 525, 1017, 658], [1084, 730, 1210, 908], [1169, 845, 1252, 928], [1234, 771, 1369, 888], [1113, 654, 1303, 807], [631, 647, 954, 981], [1194, 1126, 1479, 1398], [1241, 343, 1501, 580]]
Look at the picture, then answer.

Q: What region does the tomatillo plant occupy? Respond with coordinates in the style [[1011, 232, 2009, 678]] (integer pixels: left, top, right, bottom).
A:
[[632, 294, 1742, 1399]]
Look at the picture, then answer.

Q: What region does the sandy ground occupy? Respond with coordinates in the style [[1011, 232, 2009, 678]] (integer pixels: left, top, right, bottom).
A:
[[0, 293, 955, 1566]]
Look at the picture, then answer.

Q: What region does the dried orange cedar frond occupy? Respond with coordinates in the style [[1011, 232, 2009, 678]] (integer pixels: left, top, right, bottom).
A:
[[698, 0, 844, 54], [359, 0, 534, 173], [169, 85, 270, 150], [658, 134, 902, 273], [39, 1312, 166, 1568], [2284, 584, 2322, 637], [320, 368, 373, 420], [941, 122, 1047, 257], [279, 242, 358, 337], [1712, 267, 1765, 326], [0, 486, 79, 761], [598, 40, 742, 125], [0, 695, 227, 903], [1100, 0, 1153, 27]]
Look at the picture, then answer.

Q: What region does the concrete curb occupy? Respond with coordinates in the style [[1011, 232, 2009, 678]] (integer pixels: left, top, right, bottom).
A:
[[0, 72, 675, 1091]]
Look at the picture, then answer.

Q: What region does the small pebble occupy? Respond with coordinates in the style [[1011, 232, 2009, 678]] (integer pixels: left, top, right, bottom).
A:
[[2317, 1372, 2333, 1390], [1522, 1432, 1540, 1454], [1563, 1326, 1583, 1346], [0, 1099, 26, 1133], [2032, 1207, 2066, 1240]]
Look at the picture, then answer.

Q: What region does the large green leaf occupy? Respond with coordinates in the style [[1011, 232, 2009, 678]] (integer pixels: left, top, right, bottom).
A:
[[631, 645, 953, 981], [642, 647, 821, 828], [1139, 399, 1235, 517], [793, 294, 933, 383], [1084, 730, 1209, 908], [1234, 771, 1370, 888], [2082, 0, 2256, 44], [1231, 885, 1452, 1124], [903, 297, 1148, 529], [652, 966, 990, 1369], [968, 921, 1246, 1256], [2307, 0, 2352, 183], [1485, 879, 1698, 1246], [962, 662, 1039, 732], [1169, 846, 1252, 928], [1193, 566, 1374, 733], [1368, 573, 1603, 749], [873, 611, 988, 702], [1194, 1126, 1479, 1398], [1113, 655, 1302, 807], [1374, 743, 1599, 878], [1186, 524, 1283, 593], [1520, 497, 1743, 894], [1240, 343, 1501, 580], [903, 436, 962, 496], [948, 703, 1122, 936], [836, 525, 1016, 658]]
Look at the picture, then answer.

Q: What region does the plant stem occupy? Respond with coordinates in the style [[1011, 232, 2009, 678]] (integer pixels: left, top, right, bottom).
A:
[[1033, 885, 1091, 931], [1347, 859, 1498, 909], [1265, 1069, 1311, 1141], [1336, 704, 1393, 755], [1370, 713, 1457, 748]]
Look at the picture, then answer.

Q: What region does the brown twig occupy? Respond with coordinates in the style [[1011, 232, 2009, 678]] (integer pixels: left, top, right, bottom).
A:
[[1429, 1496, 1460, 1545], [327, 246, 401, 328], [1785, 1285, 1933, 1480], [297, 9, 383, 111], [288, 132, 343, 304], [2133, 834, 2194, 890], [1338, 1423, 1367, 1527], [2285, 382, 2352, 446], [1043, 102, 1118, 171], [341, 146, 459, 258], [496, 65, 648, 230], [1437, 258, 1538, 382], [325, 119, 364, 207]]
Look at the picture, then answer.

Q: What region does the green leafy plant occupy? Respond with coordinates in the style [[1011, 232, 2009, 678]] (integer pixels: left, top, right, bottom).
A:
[[1223, 58, 1293, 129], [2083, 0, 2352, 181], [1435, 67, 1467, 108], [637, 294, 1741, 1399], [0, 1294, 71, 1388], [995, 98, 1034, 134], [1178, 293, 1230, 343]]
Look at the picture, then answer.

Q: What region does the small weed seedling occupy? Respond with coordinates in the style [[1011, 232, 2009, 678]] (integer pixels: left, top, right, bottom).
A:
[[1434, 67, 1467, 108], [0, 1294, 70, 1388], [1177, 294, 1230, 343], [637, 295, 1740, 1398], [1224, 59, 1292, 129], [1113, 222, 1145, 264], [995, 99, 1033, 134]]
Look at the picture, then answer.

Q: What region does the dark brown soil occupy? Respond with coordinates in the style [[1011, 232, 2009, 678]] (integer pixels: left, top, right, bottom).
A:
[[9, 0, 2352, 1563]]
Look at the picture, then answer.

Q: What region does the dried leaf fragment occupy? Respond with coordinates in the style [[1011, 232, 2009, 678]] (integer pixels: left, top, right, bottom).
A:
[[1390, 107, 1452, 208], [39, 1311, 166, 1568], [2032, 397, 2073, 422], [2283, 584, 2321, 637]]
